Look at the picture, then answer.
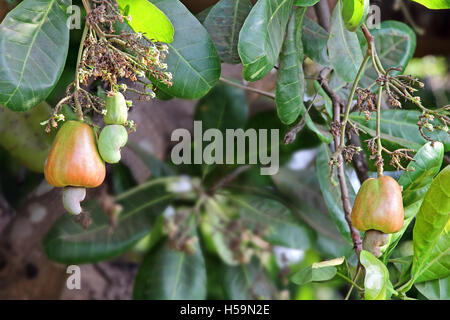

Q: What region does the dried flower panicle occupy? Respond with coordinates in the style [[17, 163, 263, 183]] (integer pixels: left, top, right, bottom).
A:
[[356, 87, 377, 121], [80, 0, 172, 94], [42, 0, 173, 131]]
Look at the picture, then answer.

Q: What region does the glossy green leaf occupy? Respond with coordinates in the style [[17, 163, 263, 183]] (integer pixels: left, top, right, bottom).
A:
[[294, 0, 320, 5], [412, 165, 450, 283], [0, 102, 54, 172], [133, 237, 207, 300], [117, 0, 174, 43], [360, 250, 391, 300], [327, 0, 364, 82], [223, 259, 276, 299], [409, 0, 450, 9], [43, 180, 174, 264], [382, 142, 444, 262], [291, 257, 345, 285], [415, 277, 450, 300], [350, 110, 450, 152], [238, 0, 294, 81], [359, 21, 416, 88], [276, 10, 333, 140], [0, 0, 69, 111], [342, 0, 369, 32], [225, 193, 313, 249], [203, 0, 252, 64], [315, 144, 354, 243], [149, 0, 221, 99], [275, 8, 306, 125], [302, 16, 330, 67]]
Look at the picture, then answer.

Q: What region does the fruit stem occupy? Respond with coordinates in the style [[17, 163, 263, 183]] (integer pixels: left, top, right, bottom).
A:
[[376, 85, 384, 176], [74, 23, 90, 120], [340, 53, 371, 148]]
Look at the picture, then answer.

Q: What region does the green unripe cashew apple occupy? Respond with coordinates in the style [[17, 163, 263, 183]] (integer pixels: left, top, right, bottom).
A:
[[104, 91, 128, 125], [98, 125, 128, 163], [351, 175, 404, 257]]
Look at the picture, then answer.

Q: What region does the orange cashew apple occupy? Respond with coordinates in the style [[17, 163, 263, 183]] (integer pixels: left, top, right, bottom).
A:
[[44, 120, 106, 188], [351, 175, 404, 257]]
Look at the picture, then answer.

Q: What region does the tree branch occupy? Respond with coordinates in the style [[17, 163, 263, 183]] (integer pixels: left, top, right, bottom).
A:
[[319, 69, 363, 257], [314, 0, 331, 32]]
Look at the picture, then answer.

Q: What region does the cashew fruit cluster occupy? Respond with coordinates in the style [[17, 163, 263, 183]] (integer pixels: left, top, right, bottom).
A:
[[351, 175, 404, 257], [45, 120, 106, 215], [44, 92, 130, 215], [98, 91, 129, 164]]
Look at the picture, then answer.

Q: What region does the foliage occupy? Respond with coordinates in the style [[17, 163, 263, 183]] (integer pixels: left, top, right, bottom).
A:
[[0, 0, 449, 301]]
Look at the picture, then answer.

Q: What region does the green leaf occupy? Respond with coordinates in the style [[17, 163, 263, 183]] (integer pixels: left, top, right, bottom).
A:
[[194, 83, 248, 176], [302, 16, 331, 67], [195, 83, 248, 133], [409, 0, 450, 9], [0, 102, 54, 172], [275, 8, 307, 125], [327, 0, 363, 82], [127, 141, 175, 178], [315, 144, 354, 243], [291, 257, 345, 285], [276, 10, 333, 140], [360, 250, 391, 300], [222, 259, 276, 299], [245, 110, 322, 165], [133, 238, 207, 300], [415, 277, 450, 300], [225, 193, 313, 249], [359, 21, 416, 88], [341, 0, 369, 32], [0, 0, 69, 111], [43, 180, 174, 264], [111, 162, 138, 194], [350, 110, 450, 152], [203, 0, 252, 64], [117, 0, 174, 43], [149, 0, 221, 99], [238, 0, 294, 81], [412, 165, 450, 283], [196, 7, 212, 24], [382, 142, 444, 262], [314, 80, 333, 118], [271, 167, 347, 243], [294, 0, 320, 5]]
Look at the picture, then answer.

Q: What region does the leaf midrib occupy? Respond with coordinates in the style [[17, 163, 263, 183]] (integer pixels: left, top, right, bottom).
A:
[[3, 0, 56, 106], [170, 252, 185, 299]]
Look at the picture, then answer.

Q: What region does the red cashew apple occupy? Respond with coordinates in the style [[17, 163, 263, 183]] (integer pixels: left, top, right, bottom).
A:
[[351, 175, 404, 257], [44, 120, 106, 188]]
